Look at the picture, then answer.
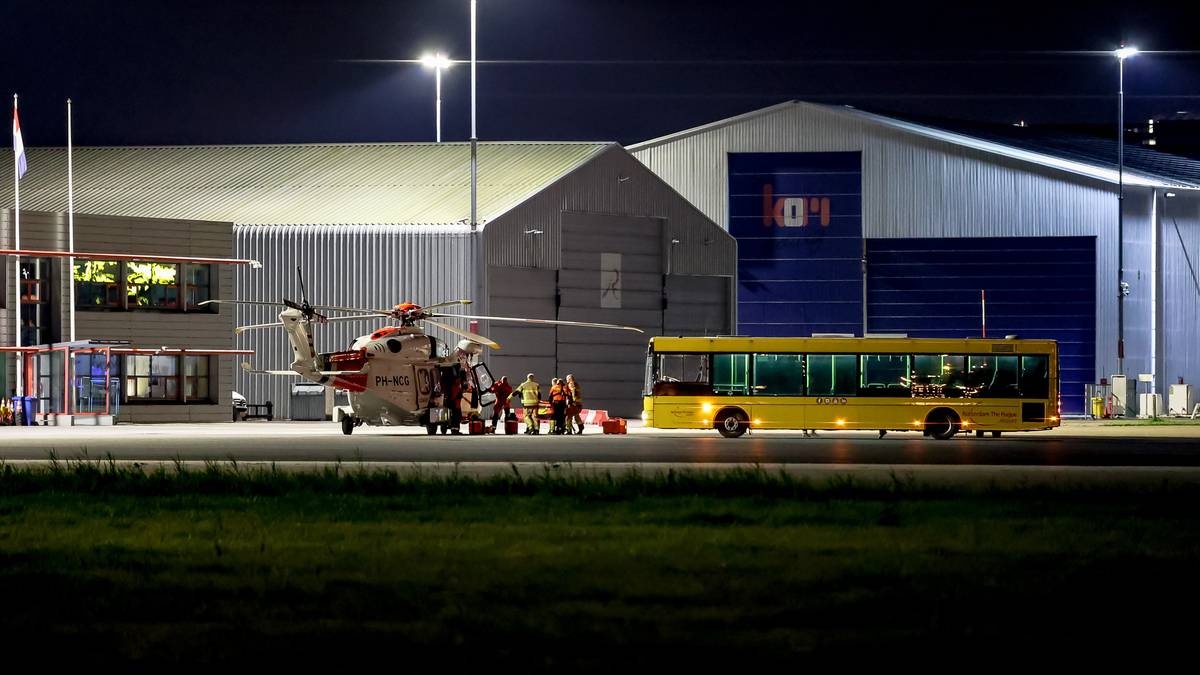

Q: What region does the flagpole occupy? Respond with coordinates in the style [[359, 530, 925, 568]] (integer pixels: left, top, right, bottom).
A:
[[67, 98, 76, 343], [12, 93, 21, 398]]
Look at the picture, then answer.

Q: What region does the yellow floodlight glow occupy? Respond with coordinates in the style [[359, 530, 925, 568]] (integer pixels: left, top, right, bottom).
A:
[[835, 418, 846, 426], [753, 419, 761, 426], [701, 402, 713, 413]]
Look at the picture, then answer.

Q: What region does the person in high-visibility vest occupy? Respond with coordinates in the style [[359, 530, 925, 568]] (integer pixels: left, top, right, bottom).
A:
[[549, 378, 569, 435], [565, 374, 584, 435], [514, 373, 541, 435]]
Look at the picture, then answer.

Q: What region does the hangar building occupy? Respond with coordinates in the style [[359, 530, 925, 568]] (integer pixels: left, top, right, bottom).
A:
[[630, 101, 1200, 414], [5, 142, 735, 418]]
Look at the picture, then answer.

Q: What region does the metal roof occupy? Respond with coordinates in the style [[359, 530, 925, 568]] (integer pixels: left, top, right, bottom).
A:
[[2, 141, 611, 225], [629, 101, 1200, 190]]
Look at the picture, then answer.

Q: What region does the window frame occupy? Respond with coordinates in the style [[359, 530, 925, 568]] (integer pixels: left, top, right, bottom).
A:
[[123, 354, 215, 405], [73, 260, 216, 313]]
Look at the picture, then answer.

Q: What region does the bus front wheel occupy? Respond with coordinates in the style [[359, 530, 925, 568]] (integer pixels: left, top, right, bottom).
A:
[[925, 409, 960, 440], [715, 409, 749, 439]]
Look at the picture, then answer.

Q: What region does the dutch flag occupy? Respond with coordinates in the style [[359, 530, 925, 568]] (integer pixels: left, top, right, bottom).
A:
[[13, 105, 27, 179]]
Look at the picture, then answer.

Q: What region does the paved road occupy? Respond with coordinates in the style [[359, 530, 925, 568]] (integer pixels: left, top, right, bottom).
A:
[[3, 421, 1200, 466]]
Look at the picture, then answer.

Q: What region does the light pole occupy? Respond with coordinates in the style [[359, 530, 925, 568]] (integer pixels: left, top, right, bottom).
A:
[[419, 52, 451, 142], [470, 0, 478, 232], [1115, 44, 1138, 376]]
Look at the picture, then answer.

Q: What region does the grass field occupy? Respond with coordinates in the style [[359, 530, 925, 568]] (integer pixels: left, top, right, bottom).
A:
[[2, 461, 1199, 667]]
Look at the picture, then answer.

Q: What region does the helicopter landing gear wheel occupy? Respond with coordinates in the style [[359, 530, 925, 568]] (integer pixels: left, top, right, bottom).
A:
[[340, 415, 355, 436]]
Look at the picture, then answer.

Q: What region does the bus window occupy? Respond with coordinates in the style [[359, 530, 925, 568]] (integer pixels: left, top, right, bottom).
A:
[[713, 353, 750, 396], [752, 354, 804, 396], [969, 355, 1019, 398], [658, 354, 709, 383], [806, 354, 856, 397], [652, 353, 714, 396], [1020, 355, 1050, 398], [859, 354, 910, 397], [912, 354, 967, 398]]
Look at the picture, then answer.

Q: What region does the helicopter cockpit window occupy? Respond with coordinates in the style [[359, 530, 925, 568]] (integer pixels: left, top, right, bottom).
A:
[[387, 339, 404, 353]]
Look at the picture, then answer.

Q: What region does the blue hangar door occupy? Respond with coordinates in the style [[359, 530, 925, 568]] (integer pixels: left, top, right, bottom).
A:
[[729, 152, 863, 336], [866, 237, 1096, 415]]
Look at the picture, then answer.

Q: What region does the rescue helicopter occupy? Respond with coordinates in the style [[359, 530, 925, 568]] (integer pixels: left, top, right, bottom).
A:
[[201, 269, 642, 435]]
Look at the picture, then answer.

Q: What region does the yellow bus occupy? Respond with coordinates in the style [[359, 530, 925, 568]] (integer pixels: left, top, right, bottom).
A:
[[642, 336, 1060, 439]]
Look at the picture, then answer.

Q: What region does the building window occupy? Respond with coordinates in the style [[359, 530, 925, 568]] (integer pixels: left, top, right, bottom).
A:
[[20, 258, 54, 346], [74, 260, 122, 308], [184, 356, 211, 402], [125, 355, 179, 401], [126, 262, 179, 309], [185, 264, 212, 310], [123, 354, 214, 404], [74, 260, 213, 312]]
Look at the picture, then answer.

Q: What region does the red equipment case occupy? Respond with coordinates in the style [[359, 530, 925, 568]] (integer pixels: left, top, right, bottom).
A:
[[602, 418, 627, 435]]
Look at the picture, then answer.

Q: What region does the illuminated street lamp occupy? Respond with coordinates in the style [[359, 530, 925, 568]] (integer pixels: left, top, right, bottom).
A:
[[1115, 44, 1138, 376], [420, 52, 452, 142]]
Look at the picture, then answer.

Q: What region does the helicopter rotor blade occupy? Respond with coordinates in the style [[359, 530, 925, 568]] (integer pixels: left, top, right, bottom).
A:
[[296, 266, 310, 308], [232, 313, 386, 334], [305, 304, 395, 316], [418, 299, 473, 311], [199, 299, 286, 308], [422, 318, 502, 350], [431, 313, 644, 334]]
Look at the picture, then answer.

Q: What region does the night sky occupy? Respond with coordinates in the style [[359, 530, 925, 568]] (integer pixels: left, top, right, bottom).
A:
[[3, 0, 1197, 147]]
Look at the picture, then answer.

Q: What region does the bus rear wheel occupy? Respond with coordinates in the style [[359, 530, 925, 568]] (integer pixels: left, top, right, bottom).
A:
[[715, 409, 749, 439], [925, 409, 960, 440]]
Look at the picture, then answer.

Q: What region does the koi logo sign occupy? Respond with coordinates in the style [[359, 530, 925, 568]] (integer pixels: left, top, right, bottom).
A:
[[761, 184, 831, 228]]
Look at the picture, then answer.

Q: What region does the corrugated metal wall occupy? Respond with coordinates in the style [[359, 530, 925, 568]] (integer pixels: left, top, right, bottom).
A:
[[629, 102, 1177, 402], [1162, 191, 1200, 389], [233, 224, 477, 417]]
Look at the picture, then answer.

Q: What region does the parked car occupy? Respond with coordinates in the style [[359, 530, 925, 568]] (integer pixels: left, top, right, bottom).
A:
[[232, 391, 249, 421]]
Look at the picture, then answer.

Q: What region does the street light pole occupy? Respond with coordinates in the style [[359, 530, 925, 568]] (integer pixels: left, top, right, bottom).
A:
[[419, 52, 450, 143], [470, 0, 478, 232], [1115, 44, 1138, 376], [434, 58, 442, 143]]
